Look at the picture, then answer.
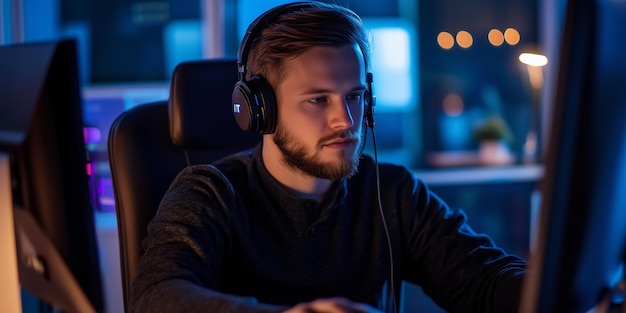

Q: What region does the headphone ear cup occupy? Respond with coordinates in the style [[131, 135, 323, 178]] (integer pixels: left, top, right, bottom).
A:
[[252, 76, 277, 134], [364, 90, 375, 128], [232, 80, 257, 132], [231, 75, 277, 134]]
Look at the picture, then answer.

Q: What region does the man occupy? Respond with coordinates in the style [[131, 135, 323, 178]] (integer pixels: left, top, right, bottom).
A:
[[130, 2, 526, 312]]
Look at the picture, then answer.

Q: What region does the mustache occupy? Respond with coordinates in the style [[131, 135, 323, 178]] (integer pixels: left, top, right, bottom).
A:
[[319, 131, 360, 145]]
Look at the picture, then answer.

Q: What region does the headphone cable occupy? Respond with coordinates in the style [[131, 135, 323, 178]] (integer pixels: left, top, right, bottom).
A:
[[365, 72, 397, 313], [369, 124, 397, 313]]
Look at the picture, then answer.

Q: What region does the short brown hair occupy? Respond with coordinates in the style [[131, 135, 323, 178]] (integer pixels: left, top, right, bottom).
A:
[[246, 2, 370, 87]]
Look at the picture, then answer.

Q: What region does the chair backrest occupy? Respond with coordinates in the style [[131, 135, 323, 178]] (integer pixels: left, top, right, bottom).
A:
[[107, 59, 260, 312]]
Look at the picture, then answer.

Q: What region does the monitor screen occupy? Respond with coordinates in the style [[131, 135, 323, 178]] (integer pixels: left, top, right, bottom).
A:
[[519, 0, 626, 312], [0, 39, 104, 312]]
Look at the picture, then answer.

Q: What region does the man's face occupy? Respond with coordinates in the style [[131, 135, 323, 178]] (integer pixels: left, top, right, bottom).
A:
[[272, 44, 367, 180]]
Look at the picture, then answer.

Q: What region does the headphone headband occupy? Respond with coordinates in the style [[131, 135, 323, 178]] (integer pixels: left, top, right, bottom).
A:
[[237, 2, 316, 79]]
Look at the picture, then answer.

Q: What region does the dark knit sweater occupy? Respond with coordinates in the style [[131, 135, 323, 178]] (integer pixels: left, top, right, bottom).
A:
[[130, 145, 526, 313]]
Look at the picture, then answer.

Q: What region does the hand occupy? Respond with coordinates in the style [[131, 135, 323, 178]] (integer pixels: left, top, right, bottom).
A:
[[282, 297, 384, 313]]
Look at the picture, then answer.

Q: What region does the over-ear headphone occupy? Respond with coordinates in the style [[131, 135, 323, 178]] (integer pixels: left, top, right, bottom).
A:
[[231, 1, 375, 134]]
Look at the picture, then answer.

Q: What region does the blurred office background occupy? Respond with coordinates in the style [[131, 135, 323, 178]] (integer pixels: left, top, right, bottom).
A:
[[2, 0, 565, 311]]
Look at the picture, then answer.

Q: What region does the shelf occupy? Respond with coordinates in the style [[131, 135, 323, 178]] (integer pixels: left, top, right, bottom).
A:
[[413, 164, 544, 186]]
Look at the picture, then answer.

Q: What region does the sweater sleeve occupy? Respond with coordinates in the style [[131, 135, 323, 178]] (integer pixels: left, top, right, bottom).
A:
[[395, 169, 526, 313], [129, 165, 287, 313]]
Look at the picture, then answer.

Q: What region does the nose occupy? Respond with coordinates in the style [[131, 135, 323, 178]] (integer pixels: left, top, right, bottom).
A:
[[330, 99, 355, 130]]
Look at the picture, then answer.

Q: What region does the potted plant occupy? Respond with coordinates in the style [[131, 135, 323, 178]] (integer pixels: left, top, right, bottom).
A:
[[472, 115, 514, 165]]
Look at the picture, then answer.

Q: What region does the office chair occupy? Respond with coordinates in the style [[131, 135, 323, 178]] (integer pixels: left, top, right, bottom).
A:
[[107, 59, 260, 312]]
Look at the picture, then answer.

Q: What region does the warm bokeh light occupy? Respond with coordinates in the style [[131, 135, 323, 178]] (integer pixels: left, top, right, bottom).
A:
[[504, 28, 520, 45], [442, 93, 464, 117], [519, 53, 548, 90], [456, 30, 473, 48], [519, 53, 548, 67], [488, 29, 504, 46], [437, 31, 455, 49]]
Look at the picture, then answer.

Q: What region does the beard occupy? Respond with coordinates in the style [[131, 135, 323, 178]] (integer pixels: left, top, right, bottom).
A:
[[272, 125, 364, 180]]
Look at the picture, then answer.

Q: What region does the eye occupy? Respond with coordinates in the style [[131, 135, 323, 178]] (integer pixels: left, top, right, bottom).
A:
[[308, 96, 328, 105], [346, 93, 363, 104]]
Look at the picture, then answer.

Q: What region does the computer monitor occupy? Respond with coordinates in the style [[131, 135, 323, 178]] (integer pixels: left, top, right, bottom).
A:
[[0, 39, 104, 312], [519, 0, 626, 312]]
